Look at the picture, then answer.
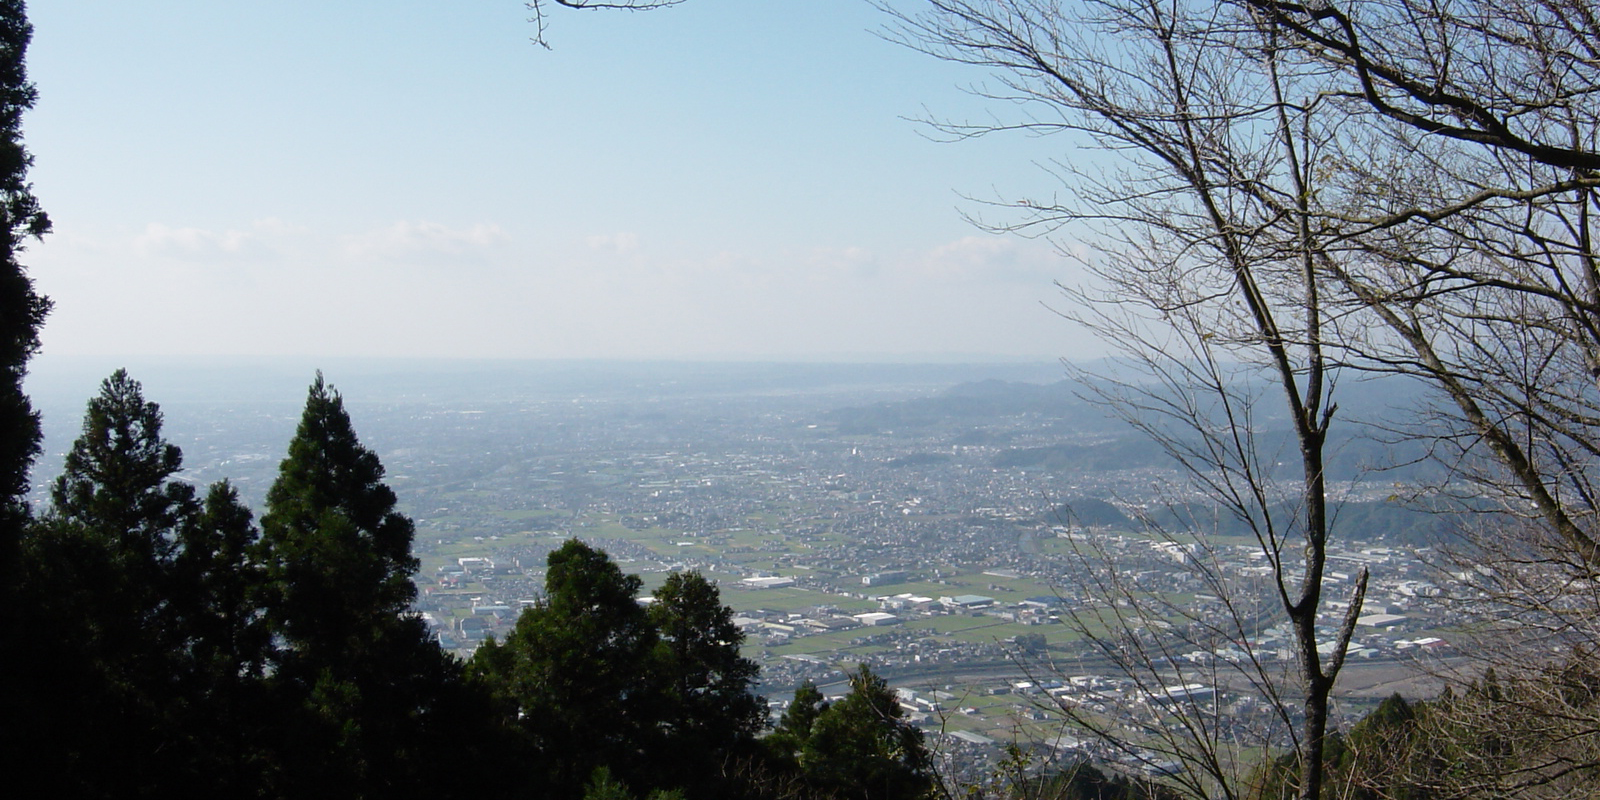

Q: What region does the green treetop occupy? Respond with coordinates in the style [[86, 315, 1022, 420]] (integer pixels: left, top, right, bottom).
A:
[[481, 538, 660, 795], [650, 569, 765, 745], [256, 373, 475, 799], [21, 369, 205, 796], [259, 372, 418, 662], [802, 664, 932, 800], [51, 369, 196, 553], [648, 569, 765, 794]]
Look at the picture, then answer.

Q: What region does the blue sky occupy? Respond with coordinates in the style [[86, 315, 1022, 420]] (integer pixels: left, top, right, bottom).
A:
[[24, 0, 1095, 361]]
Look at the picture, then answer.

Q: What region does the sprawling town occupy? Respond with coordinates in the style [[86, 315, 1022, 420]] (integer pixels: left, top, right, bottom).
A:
[[32, 360, 1462, 776]]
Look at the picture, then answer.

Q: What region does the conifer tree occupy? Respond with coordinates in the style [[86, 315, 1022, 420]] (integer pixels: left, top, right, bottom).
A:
[[259, 372, 417, 657], [179, 480, 269, 688], [173, 480, 272, 793], [648, 569, 765, 792], [256, 373, 456, 798], [43, 370, 198, 664], [0, 0, 49, 576], [768, 679, 826, 755], [801, 664, 932, 800], [0, 2, 54, 782], [778, 680, 826, 741], [479, 538, 662, 796], [19, 370, 204, 797], [51, 369, 196, 557]]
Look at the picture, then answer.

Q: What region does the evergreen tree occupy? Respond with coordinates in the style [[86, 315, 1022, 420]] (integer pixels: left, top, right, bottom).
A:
[[17, 370, 204, 797], [778, 680, 827, 741], [475, 554, 779, 798], [652, 571, 765, 735], [256, 373, 459, 799], [647, 570, 766, 794], [44, 369, 199, 665], [1025, 761, 1183, 800], [584, 767, 638, 800], [51, 369, 196, 561], [0, 0, 50, 577], [0, 0, 48, 785], [172, 480, 272, 794], [178, 480, 269, 688], [259, 372, 417, 659], [763, 679, 828, 781], [801, 664, 932, 800], [475, 538, 662, 797]]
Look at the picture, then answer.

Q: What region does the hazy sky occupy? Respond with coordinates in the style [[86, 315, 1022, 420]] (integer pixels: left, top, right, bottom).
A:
[[25, 0, 1097, 362]]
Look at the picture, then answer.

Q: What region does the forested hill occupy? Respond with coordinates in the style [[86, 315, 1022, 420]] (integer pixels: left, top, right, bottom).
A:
[[824, 374, 1445, 483], [1048, 497, 1466, 548], [822, 377, 1110, 435]]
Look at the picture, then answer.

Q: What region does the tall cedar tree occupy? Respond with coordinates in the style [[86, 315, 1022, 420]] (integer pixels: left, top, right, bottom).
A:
[[45, 372, 198, 680], [257, 373, 464, 799], [178, 481, 269, 698], [51, 369, 197, 557], [0, 0, 47, 570], [19, 370, 205, 797], [0, 0, 51, 783], [260, 373, 417, 653]]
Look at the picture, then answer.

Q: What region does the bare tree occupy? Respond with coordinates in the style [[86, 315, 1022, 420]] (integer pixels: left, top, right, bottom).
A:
[[1218, 1, 1600, 794], [1243, 0, 1600, 174], [1229, 0, 1600, 728], [1228, 0, 1600, 574], [883, 2, 1371, 798], [877, 0, 1600, 795]]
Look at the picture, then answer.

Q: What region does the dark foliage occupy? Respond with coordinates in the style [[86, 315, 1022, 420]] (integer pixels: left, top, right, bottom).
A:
[[472, 540, 769, 799], [255, 373, 487, 799], [762, 665, 933, 800], [474, 538, 662, 795], [0, 0, 51, 785], [1020, 761, 1185, 800], [649, 569, 768, 794], [14, 372, 211, 797], [0, 0, 47, 554]]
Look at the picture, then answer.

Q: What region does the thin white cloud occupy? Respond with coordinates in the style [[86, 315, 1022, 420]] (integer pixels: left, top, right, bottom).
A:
[[343, 221, 508, 265], [134, 218, 293, 261], [913, 235, 1057, 281], [585, 232, 640, 254], [798, 245, 879, 281]]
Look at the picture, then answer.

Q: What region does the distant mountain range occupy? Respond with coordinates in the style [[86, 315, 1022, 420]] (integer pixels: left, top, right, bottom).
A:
[[824, 374, 1465, 546], [824, 373, 1443, 478]]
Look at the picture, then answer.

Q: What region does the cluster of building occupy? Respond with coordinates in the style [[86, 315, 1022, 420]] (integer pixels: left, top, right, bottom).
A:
[[376, 384, 1465, 772]]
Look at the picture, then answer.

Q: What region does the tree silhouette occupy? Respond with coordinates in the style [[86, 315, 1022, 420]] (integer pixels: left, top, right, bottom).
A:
[[648, 569, 765, 794], [18, 370, 204, 796], [256, 373, 461, 799], [476, 538, 661, 796], [802, 664, 931, 800]]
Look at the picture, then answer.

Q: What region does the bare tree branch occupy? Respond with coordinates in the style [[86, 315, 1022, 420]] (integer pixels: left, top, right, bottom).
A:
[[526, 0, 685, 48]]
